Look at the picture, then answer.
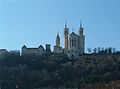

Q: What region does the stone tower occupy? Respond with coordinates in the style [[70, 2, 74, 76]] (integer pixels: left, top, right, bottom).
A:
[[56, 32, 60, 48], [64, 21, 69, 50], [53, 32, 63, 54], [78, 21, 85, 54]]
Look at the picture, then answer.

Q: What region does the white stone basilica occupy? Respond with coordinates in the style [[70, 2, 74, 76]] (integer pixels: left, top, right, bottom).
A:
[[54, 21, 85, 59]]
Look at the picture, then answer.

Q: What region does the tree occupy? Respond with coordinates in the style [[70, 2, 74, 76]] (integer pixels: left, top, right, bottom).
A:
[[97, 47, 101, 53], [108, 47, 112, 53], [112, 47, 116, 53], [93, 48, 97, 54], [87, 48, 92, 54]]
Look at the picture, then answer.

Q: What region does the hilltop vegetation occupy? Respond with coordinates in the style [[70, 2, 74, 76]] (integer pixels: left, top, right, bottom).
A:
[[1, 51, 120, 89]]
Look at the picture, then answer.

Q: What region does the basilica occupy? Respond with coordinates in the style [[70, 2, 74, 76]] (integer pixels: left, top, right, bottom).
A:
[[54, 22, 85, 59]]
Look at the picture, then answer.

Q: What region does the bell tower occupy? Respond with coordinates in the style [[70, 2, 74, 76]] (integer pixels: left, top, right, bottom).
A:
[[64, 20, 69, 49], [56, 32, 60, 48], [78, 20, 85, 54]]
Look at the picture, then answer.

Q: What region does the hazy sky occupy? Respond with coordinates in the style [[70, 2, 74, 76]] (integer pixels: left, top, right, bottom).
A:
[[0, 0, 120, 51]]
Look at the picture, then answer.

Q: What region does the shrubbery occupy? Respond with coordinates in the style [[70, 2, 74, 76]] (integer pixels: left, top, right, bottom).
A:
[[1, 52, 120, 89]]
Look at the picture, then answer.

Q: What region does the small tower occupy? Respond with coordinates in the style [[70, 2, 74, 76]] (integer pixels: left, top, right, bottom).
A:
[[54, 32, 63, 54], [78, 20, 85, 54], [56, 32, 60, 48], [46, 44, 51, 54], [64, 20, 69, 49], [22, 45, 27, 55]]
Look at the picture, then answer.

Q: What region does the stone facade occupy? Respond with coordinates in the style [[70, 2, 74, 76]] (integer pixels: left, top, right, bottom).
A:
[[64, 22, 85, 59], [22, 45, 46, 56], [53, 22, 85, 59], [53, 32, 63, 54], [46, 44, 51, 54]]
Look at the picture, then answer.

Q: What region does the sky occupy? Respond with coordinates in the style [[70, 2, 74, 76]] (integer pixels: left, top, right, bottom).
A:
[[0, 0, 120, 52]]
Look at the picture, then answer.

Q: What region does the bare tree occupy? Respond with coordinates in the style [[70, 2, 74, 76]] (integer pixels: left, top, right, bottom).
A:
[[112, 47, 116, 53], [93, 48, 97, 54], [87, 48, 92, 54]]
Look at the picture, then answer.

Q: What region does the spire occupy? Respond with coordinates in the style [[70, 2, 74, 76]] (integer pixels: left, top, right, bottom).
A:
[[80, 19, 82, 28], [57, 31, 59, 36], [65, 19, 67, 28], [56, 31, 60, 39], [79, 19, 84, 35]]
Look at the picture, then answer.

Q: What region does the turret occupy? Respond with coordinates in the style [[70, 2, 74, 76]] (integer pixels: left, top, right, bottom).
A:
[[56, 32, 60, 48], [64, 20, 69, 49], [22, 45, 27, 49], [22, 45, 27, 55], [46, 44, 51, 54]]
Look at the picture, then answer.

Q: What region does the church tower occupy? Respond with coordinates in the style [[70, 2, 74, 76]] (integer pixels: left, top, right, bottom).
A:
[[78, 20, 85, 54], [53, 32, 63, 54], [64, 21, 69, 49], [56, 32, 60, 48]]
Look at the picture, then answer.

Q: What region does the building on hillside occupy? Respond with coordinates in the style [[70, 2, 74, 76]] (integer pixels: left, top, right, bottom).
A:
[[21, 21, 85, 59], [63, 22, 85, 59], [22, 45, 46, 56], [54, 21, 85, 59]]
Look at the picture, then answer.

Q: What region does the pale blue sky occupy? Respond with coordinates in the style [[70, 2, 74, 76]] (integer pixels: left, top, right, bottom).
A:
[[0, 0, 120, 51]]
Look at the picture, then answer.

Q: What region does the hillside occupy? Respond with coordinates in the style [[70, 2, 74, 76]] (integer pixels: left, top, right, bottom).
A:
[[1, 52, 120, 89]]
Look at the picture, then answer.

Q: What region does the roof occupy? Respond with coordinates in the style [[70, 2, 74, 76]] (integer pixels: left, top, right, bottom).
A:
[[69, 32, 79, 37]]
